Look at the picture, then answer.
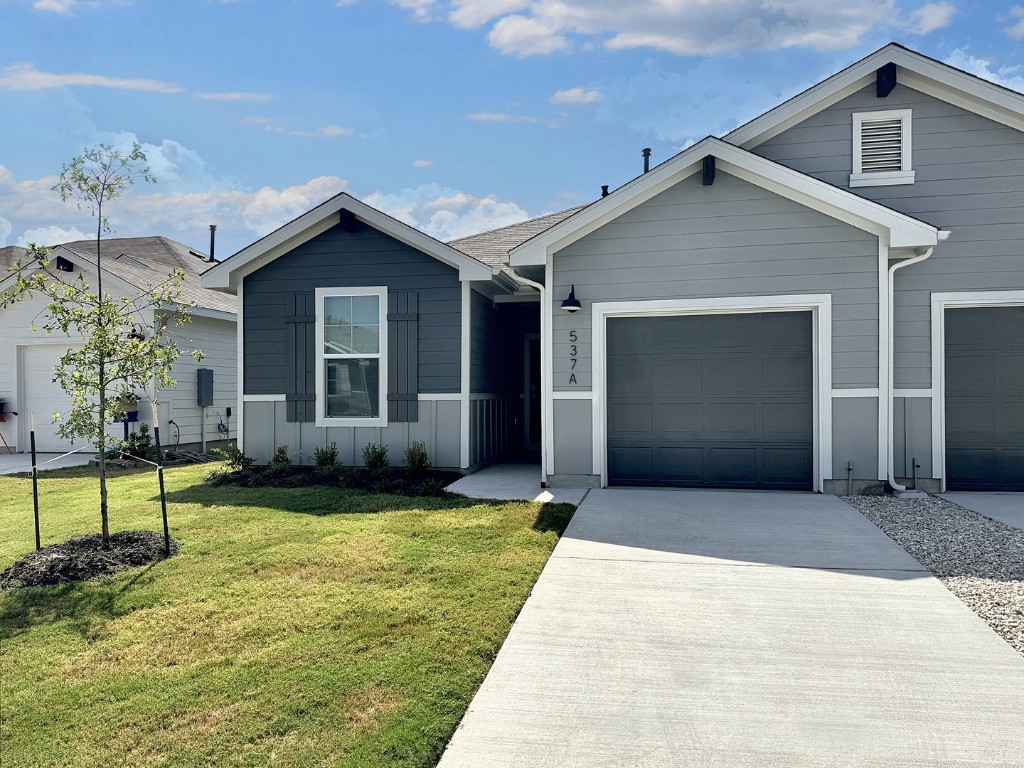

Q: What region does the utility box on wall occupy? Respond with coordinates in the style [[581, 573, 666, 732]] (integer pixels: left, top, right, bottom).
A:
[[197, 368, 214, 408]]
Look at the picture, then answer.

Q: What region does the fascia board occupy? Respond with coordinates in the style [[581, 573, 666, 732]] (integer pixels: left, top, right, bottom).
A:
[[509, 155, 705, 266], [202, 193, 494, 291]]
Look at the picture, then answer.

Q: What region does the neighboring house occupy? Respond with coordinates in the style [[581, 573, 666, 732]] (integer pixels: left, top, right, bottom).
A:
[[205, 43, 1024, 494], [0, 237, 237, 455]]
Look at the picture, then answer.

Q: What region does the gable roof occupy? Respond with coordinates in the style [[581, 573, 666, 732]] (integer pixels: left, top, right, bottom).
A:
[[1, 236, 236, 317], [203, 191, 494, 292], [726, 42, 1024, 149], [448, 206, 587, 271], [509, 136, 943, 267]]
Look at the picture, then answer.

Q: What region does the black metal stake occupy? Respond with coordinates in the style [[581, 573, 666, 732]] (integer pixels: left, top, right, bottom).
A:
[[30, 429, 40, 551], [154, 426, 170, 556]]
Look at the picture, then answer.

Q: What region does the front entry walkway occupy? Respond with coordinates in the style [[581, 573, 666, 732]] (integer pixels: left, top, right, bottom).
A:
[[439, 488, 1024, 767], [942, 492, 1024, 531], [446, 464, 588, 504]]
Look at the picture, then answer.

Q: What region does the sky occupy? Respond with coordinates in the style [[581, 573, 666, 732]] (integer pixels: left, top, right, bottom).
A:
[[1, 0, 1023, 258]]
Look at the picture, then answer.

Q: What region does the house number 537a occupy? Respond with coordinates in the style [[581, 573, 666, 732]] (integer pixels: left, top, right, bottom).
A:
[[568, 330, 578, 385]]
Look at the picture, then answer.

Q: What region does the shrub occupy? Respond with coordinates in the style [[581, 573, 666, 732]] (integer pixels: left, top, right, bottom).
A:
[[120, 423, 156, 462], [211, 443, 254, 471], [314, 442, 340, 469], [361, 443, 390, 471], [414, 478, 447, 497], [266, 444, 294, 475], [404, 440, 431, 477]]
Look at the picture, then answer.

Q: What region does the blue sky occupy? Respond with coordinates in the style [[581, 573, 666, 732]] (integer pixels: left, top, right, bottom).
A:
[[1, 0, 1023, 257]]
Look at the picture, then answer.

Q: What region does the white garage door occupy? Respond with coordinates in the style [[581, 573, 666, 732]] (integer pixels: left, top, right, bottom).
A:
[[23, 345, 79, 453]]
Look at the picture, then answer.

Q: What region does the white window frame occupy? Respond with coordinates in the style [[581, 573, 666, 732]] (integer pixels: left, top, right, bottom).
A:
[[314, 286, 388, 428], [850, 109, 915, 188]]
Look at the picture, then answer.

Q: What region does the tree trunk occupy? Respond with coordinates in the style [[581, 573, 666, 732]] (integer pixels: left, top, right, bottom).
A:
[[96, 211, 110, 549]]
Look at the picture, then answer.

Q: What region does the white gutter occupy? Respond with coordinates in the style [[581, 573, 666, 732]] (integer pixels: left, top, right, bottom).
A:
[[506, 269, 548, 486], [885, 231, 949, 490]]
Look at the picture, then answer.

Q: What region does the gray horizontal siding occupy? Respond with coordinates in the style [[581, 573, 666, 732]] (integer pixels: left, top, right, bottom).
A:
[[757, 83, 1024, 389], [551, 171, 879, 391], [244, 222, 462, 395]]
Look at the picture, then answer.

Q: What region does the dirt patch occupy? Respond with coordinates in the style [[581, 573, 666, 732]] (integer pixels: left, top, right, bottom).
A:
[[1, 531, 179, 590]]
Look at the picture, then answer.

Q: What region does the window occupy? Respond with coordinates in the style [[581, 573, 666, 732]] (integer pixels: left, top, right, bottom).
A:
[[850, 109, 915, 187], [315, 286, 387, 426]]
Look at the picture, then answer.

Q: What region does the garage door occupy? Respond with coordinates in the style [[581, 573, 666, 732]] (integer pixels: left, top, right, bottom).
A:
[[945, 307, 1024, 490], [23, 345, 79, 453], [607, 312, 813, 489]]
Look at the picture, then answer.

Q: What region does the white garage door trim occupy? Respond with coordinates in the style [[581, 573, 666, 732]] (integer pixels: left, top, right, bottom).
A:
[[592, 294, 833, 492], [930, 290, 1024, 492]]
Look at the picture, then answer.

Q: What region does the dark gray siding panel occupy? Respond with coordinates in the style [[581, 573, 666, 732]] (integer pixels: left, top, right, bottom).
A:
[[244, 222, 461, 395], [756, 84, 1024, 389]]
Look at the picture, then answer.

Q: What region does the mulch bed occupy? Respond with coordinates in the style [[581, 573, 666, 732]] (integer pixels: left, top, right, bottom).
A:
[[207, 465, 463, 496], [1, 531, 179, 591]]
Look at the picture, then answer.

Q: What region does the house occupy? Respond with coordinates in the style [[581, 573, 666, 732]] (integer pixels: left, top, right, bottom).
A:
[[0, 236, 237, 455], [204, 43, 1024, 494]]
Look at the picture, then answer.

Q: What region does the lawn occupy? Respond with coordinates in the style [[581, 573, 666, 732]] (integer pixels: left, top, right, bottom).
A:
[[0, 464, 574, 767]]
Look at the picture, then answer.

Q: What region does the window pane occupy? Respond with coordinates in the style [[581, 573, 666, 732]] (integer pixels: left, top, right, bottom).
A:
[[325, 358, 379, 418], [324, 294, 379, 354]]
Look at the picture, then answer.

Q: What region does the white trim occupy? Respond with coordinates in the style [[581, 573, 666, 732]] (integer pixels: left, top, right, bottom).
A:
[[243, 394, 285, 402], [313, 286, 388, 428], [930, 290, 1024, 492], [236, 280, 244, 451], [553, 391, 594, 399], [726, 44, 1024, 149], [832, 388, 879, 398], [542, 260, 555, 478], [877, 238, 890, 480], [418, 392, 461, 401], [509, 137, 938, 267], [851, 109, 914, 188], [590, 294, 832, 492], [460, 281, 471, 469], [894, 389, 932, 399], [203, 192, 494, 291]]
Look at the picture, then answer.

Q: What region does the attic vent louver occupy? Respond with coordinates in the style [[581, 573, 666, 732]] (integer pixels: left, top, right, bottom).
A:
[[850, 109, 915, 188]]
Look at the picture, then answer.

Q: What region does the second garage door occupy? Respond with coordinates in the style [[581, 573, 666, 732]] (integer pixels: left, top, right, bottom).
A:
[[607, 312, 813, 489]]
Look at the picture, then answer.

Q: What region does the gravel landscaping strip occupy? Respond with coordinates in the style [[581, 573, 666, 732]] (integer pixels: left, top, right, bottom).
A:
[[843, 494, 1024, 656]]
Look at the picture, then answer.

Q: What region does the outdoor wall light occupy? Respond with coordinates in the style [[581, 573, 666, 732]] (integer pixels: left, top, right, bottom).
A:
[[561, 285, 582, 313]]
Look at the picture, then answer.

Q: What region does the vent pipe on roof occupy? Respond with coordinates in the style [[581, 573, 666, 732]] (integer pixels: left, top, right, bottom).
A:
[[601, 185, 609, 198], [208, 224, 217, 263], [642, 147, 652, 173]]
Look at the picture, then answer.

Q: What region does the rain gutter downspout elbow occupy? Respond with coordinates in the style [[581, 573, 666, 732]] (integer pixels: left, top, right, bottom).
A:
[[886, 244, 936, 491]]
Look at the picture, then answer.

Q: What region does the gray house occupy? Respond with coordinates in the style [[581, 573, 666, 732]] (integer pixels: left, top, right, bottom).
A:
[[204, 43, 1024, 494]]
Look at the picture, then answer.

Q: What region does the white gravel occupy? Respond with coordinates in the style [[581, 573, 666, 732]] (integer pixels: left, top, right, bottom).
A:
[[843, 494, 1024, 657]]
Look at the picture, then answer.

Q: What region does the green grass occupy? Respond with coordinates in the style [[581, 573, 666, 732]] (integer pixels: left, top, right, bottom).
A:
[[0, 465, 574, 767]]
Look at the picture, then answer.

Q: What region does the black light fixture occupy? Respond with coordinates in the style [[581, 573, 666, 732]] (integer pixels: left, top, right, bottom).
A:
[[561, 284, 582, 313]]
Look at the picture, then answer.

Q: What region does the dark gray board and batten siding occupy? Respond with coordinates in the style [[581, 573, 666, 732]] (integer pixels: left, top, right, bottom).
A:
[[244, 222, 462, 397]]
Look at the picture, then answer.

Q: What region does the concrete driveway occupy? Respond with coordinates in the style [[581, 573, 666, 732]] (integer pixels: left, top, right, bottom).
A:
[[440, 488, 1024, 768], [942, 492, 1024, 531], [0, 451, 91, 475]]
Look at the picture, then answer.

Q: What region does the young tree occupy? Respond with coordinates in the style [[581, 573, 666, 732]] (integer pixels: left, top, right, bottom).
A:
[[0, 143, 202, 547]]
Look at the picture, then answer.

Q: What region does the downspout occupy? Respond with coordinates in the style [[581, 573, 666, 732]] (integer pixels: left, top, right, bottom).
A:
[[885, 240, 942, 490], [506, 268, 549, 486]]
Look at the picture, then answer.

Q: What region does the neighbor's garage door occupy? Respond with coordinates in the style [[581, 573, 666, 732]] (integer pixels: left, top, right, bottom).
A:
[[607, 312, 813, 489], [23, 345, 77, 453], [945, 306, 1024, 490]]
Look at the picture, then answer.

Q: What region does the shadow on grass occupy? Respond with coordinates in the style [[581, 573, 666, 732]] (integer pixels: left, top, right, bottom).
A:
[[532, 503, 576, 537], [0, 559, 162, 642], [4, 465, 154, 482]]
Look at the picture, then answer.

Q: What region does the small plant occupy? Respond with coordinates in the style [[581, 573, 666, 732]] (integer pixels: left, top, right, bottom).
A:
[[266, 444, 294, 475], [404, 441, 431, 477], [362, 443, 390, 471], [211, 443, 254, 471], [314, 441, 342, 481], [414, 478, 447, 497], [120, 423, 156, 462]]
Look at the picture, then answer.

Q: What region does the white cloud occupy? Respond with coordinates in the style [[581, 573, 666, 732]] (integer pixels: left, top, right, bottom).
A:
[[16, 225, 90, 247], [365, 184, 529, 240], [0, 63, 184, 93], [265, 124, 355, 138], [906, 2, 956, 35], [194, 91, 274, 102], [550, 87, 602, 105], [412, 159, 434, 167], [449, 0, 528, 28], [487, 14, 568, 56], [945, 48, 1024, 93], [386, 0, 437, 21], [466, 111, 538, 122], [32, 0, 77, 13], [0, 217, 11, 247], [1004, 6, 1024, 40]]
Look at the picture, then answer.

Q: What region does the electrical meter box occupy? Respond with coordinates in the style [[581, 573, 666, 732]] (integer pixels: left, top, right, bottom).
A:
[[197, 368, 214, 407]]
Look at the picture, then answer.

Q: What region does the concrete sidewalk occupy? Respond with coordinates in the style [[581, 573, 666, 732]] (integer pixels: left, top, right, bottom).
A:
[[0, 451, 92, 475], [439, 488, 1024, 767], [446, 464, 588, 504], [943, 492, 1024, 531]]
